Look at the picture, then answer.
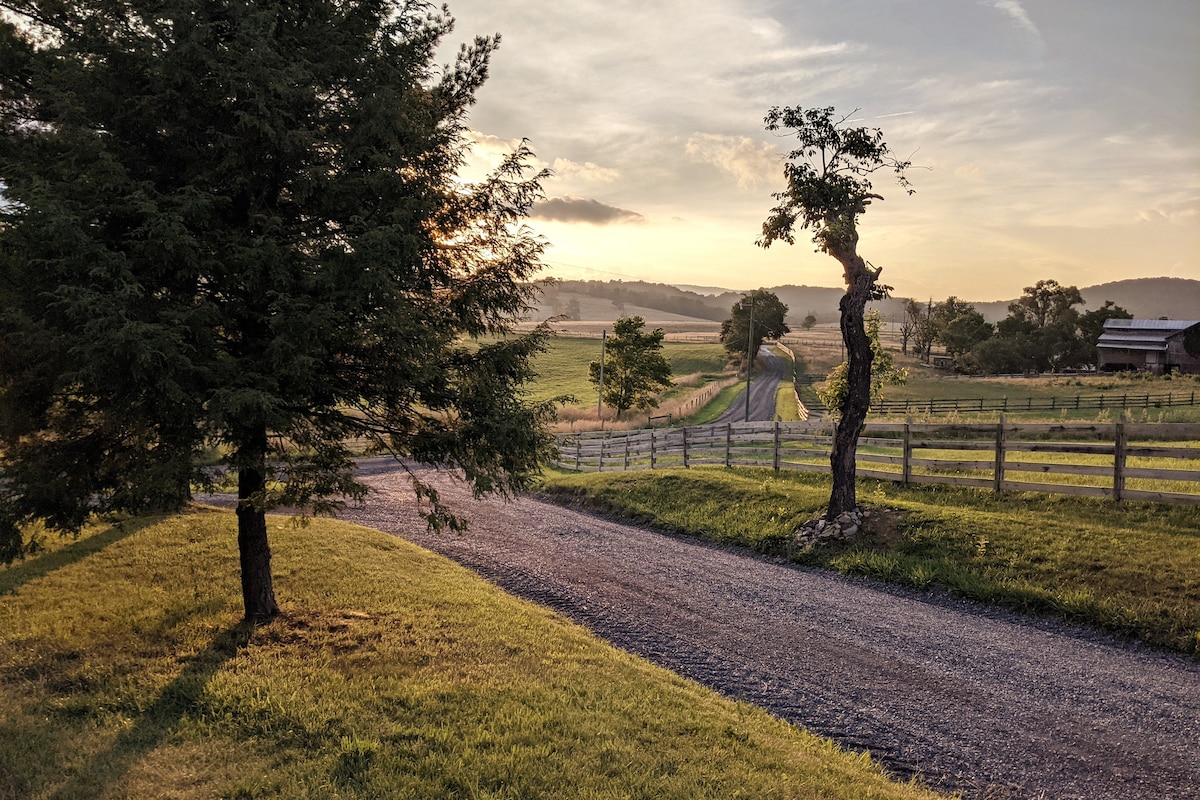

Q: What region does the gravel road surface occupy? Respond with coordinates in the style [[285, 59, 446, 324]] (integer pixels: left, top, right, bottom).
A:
[[714, 346, 790, 423], [228, 460, 1200, 799]]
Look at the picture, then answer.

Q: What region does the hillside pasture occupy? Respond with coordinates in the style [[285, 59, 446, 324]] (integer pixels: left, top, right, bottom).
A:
[[526, 337, 733, 430]]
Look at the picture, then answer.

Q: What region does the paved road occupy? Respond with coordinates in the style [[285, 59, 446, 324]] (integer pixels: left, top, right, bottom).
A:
[[333, 461, 1200, 800], [714, 346, 792, 423]]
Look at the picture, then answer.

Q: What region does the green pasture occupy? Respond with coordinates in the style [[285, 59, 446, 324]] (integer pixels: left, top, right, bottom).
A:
[[541, 467, 1200, 655], [525, 337, 730, 406], [0, 511, 942, 800], [866, 366, 1200, 423]]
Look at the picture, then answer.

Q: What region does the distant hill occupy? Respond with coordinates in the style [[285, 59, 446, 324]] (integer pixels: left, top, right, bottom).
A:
[[529, 276, 1200, 326], [723, 277, 1200, 325], [1078, 278, 1200, 322], [531, 279, 727, 322]]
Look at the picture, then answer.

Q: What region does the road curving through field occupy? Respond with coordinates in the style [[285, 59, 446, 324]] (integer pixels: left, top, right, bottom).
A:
[[294, 459, 1200, 800]]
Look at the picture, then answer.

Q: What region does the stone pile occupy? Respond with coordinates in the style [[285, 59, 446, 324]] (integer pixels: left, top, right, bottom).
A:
[[791, 508, 866, 550]]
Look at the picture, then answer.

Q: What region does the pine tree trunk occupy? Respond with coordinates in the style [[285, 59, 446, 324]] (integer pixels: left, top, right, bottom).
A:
[[236, 426, 279, 622], [827, 254, 874, 519]]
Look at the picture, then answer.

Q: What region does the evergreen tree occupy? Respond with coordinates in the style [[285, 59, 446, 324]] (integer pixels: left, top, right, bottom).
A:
[[0, 1, 557, 620], [588, 316, 673, 417]]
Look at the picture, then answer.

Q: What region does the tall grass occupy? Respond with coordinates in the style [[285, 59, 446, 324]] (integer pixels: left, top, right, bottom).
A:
[[0, 510, 942, 800]]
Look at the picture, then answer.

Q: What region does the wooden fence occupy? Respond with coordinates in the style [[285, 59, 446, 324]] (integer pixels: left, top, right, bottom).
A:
[[870, 391, 1198, 416], [554, 420, 1200, 505]]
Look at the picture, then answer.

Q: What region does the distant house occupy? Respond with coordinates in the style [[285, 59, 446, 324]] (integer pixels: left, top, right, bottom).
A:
[[1096, 319, 1200, 374]]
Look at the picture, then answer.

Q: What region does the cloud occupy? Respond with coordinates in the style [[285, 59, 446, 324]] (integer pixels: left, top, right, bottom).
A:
[[551, 157, 619, 183], [531, 196, 645, 225], [993, 1, 1042, 41], [685, 134, 780, 190]]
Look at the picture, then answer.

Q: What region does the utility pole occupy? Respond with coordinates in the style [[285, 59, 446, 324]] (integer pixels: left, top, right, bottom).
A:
[[744, 295, 754, 422], [597, 329, 607, 424]]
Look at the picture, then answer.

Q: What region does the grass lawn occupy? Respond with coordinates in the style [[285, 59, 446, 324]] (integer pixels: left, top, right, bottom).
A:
[[540, 468, 1200, 655], [0, 511, 942, 800]]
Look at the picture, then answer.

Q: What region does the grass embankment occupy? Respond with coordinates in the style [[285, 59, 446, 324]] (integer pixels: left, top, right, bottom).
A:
[[541, 468, 1200, 655], [1, 511, 942, 800]]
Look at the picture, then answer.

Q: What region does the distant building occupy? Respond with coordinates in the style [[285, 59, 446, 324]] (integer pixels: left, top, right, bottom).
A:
[[1096, 319, 1200, 374]]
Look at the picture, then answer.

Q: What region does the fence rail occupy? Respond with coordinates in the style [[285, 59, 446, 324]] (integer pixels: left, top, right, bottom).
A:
[[554, 420, 1200, 505]]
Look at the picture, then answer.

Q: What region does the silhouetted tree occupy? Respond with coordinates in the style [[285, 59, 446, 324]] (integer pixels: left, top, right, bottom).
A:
[[1078, 301, 1133, 365], [997, 280, 1087, 371], [758, 107, 913, 517], [720, 290, 791, 369]]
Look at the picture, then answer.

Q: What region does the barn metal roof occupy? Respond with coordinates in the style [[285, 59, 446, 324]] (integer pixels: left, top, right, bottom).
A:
[[1097, 320, 1200, 352]]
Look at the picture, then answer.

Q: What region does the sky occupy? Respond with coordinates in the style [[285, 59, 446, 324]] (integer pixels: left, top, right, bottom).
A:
[[441, 0, 1200, 301]]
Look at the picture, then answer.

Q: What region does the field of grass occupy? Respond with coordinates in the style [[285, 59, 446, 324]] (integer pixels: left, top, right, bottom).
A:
[[0, 511, 943, 800], [526, 337, 730, 407], [867, 364, 1200, 423], [540, 467, 1200, 655]]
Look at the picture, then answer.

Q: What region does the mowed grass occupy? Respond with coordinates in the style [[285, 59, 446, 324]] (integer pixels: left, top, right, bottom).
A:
[[540, 468, 1200, 655], [0, 511, 943, 800], [526, 337, 730, 406]]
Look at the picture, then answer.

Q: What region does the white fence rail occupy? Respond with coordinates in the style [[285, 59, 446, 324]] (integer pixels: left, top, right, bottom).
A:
[[554, 420, 1200, 505]]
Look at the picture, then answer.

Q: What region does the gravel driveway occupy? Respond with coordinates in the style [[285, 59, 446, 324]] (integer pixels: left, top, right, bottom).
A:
[[283, 460, 1200, 799]]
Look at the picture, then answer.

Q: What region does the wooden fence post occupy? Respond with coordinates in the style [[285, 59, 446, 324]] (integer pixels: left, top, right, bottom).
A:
[[598, 434, 605, 472], [902, 419, 912, 486], [994, 414, 1006, 494], [575, 439, 581, 471], [682, 427, 690, 468], [773, 420, 781, 472], [1113, 414, 1127, 502], [725, 423, 732, 468], [624, 435, 630, 470], [650, 430, 656, 470]]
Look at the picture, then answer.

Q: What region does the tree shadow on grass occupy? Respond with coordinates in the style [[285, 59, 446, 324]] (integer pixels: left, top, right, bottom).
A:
[[47, 622, 253, 800], [0, 519, 151, 596]]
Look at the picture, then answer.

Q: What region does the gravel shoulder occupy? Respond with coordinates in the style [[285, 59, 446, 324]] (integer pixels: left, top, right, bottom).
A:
[[223, 460, 1200, 800]]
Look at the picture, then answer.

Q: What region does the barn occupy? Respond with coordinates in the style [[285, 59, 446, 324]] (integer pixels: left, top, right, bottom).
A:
[[1096, 319, 1200, 374]]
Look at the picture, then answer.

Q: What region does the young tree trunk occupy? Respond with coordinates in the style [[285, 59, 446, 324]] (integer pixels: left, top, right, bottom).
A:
[[828, 253, 874, 519], [236, 425, 279, 622]]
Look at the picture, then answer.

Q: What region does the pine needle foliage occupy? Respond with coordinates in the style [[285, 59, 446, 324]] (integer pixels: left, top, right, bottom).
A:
[[0, 1, 557, 619]]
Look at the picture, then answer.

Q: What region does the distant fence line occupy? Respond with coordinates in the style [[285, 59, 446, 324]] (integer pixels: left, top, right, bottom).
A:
[[554, 420, 1200, 506], [772, 342, 811, 421], [871, 390, 1197, 416]]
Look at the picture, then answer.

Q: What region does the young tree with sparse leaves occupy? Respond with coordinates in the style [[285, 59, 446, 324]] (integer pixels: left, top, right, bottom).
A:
[[758, 107, 912, 518], [589, 316, 673, 418], [0, 1, 559, 621], [817, 311, 906, 420]]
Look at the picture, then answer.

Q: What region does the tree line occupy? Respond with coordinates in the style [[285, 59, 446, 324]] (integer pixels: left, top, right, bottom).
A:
[[899, 279, 1134, 374]]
